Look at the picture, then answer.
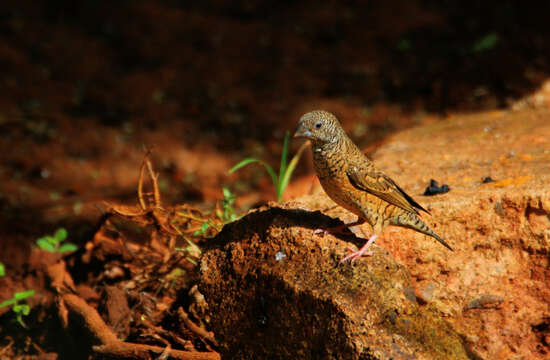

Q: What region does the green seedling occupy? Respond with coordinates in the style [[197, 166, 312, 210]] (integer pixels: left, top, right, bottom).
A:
[[36, 228, 78, 253], [0, 290, 35, 327], [193, 222, 211, 237], [175, 237, 201, 266], [229, 131, 305, 202], [216, 187, 239, 223], [192, 187, 239, 238], [396, 38, 412, 51], [472, 32, 499, 53]]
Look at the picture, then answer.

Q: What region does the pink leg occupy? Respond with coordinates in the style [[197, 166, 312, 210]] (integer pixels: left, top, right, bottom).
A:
[[340, 234, 378, 263], [314, 219, 365, 236]]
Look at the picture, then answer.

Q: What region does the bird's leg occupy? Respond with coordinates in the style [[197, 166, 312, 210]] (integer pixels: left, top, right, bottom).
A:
[[314, 218, 365, 236], [340, 234, 378, 263]]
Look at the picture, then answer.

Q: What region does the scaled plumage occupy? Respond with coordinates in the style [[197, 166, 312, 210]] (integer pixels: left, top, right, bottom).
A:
[[294, 110, 452, 262]]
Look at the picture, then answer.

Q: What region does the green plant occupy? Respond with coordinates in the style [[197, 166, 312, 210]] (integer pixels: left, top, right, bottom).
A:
[[0, 262, 4, 277], [216, 187, 238, 223], [396, 38, 412, 51], [175, 237, 201, 266], [190, 187, 239, 240], [472, 32, 499, 53], [0, 290, 35, 327], [36, 228, 77, 253], [229, 131, 306, 202]]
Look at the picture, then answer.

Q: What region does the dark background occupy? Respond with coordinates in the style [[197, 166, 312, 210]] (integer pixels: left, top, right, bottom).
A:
[[1, 0, 550, 241]]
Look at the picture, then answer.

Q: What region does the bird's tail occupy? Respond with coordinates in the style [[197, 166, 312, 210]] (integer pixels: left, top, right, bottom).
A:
[[395, 213, 453, 251]]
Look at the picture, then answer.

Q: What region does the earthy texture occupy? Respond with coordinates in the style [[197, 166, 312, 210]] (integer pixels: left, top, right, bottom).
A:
[[368, 109, 550, 359], [199, 203, 469, 359]]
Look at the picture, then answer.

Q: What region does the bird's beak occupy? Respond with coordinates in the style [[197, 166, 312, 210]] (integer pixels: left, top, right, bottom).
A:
[[293, 123, 312, 139]]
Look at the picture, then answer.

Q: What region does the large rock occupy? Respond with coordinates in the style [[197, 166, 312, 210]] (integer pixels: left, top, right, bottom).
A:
[[199, 203, 469, 359], [199, 109, 550, 359]]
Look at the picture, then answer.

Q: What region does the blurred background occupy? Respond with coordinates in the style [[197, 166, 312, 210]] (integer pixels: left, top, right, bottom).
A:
[[2, 0, 550, 252]]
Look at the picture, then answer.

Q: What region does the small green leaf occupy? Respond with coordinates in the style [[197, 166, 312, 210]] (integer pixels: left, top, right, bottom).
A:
[[193, 222, 210, 236], [13, 304, 30, 316], [58, 243, 78, 253], [0, 262, 5, 277], [21, 304, 31, 316], [54, 228, 68, 241], [222, 187, 232, 199], [36, 239, 56, 252], [46, 235, 58, 245], [14, 290, 35, 301], [396, 38, 412, 51], [0, 298, 17, 308], [472, 32, 499, 53]]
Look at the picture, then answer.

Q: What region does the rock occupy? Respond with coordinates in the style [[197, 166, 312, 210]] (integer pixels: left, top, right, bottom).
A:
[[200, 109, 550, 359], [199, 203, 469, 359], [414, 282, 436, 305], [369, 109, 550, 359]]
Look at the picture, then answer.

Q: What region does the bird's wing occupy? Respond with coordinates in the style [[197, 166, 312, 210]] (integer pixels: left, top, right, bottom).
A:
[[346, 165, 429, 215]]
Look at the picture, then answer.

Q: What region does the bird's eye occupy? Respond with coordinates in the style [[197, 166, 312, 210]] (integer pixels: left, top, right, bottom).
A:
[[314, 121, 322, 129]]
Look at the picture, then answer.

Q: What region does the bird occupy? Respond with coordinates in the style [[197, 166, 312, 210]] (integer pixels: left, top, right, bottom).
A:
[[293, 110, 453, 263]]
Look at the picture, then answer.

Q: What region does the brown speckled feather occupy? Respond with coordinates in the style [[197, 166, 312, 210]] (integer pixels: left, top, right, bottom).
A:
[[346, 165, 429, 215]]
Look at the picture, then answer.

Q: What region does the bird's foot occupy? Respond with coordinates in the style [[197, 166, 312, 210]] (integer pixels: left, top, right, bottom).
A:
[[340, 234, 378, 263], [340, 248, 374, 263]]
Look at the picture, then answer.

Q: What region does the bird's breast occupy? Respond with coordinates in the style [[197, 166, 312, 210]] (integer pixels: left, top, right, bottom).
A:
[[312, 146, 392, 227], [313, 147, 362, 213]]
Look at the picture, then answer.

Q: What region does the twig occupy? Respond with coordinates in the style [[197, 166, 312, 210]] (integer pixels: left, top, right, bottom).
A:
[[145, 155, 162, 208], [178, 307, 218, 346], [142, 318, 194, 351], [138, 150, 150, 211], [50, 262, 220, 360], [62, 293, 119, 345], [93, 342, 220, 360], [138, 150, 162, 211], [0, 338, 14, 356]]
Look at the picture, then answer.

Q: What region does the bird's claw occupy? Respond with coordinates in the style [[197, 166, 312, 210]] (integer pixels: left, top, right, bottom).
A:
[[340, 247, 374, 263]]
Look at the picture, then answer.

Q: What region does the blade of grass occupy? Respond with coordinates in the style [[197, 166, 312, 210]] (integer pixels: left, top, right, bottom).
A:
[[0, 298, 17, 308], [278, 131, 290, 189], [229, 158, 262, 173], [260, 161, 279, 192], [279, 140, 308, 198], [229, 158, 278, 189]]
